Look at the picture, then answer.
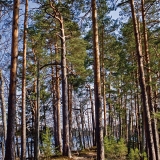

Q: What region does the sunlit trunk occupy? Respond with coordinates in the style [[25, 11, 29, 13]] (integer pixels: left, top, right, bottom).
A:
[[21, 0, 28, 159], [130, 0, 156, 159], [5, 0, 20, 159], [91, 0, 104, 159], [60, 15, 71, 157], [0, 70, 7, 160], [141, 0, 160, 159]]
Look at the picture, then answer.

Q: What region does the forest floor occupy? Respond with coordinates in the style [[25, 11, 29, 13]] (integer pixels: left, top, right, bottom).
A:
[[50, 147, 97, 160]]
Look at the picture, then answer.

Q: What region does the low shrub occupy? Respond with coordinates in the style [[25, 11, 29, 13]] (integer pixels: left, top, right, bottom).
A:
[[128, 148, 147, 160], [104, 137, 127, 160], [40, 127, 53, 158]]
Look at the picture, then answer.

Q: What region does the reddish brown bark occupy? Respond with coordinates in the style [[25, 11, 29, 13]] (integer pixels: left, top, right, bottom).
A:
[[21, 0, 28, 159], [5, 0, 20, 159], [130, 0, 156, 159], [91, 0, 104, 159]]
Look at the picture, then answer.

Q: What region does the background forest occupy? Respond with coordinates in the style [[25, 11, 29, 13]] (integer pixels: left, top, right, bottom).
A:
[[0, 0, 160, 160]]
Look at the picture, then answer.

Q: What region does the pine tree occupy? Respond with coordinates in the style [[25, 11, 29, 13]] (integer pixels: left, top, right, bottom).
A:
[[5, 0, 20, 159], [91, 0, 104, 159], [21, 0, 28, 159]]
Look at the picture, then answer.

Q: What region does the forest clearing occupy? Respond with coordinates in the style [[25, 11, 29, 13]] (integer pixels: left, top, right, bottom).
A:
[[0, 0, 160, 160]]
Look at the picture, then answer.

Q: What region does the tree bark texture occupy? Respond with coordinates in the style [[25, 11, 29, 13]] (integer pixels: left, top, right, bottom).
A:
[[101, 25, 107, 137], [0, 70, 7, 160], [56, 65, 62, 153], [48, 1, 71, 157], [88, 86, 96, 146], [34, 59, 40, 160], [54, 42, 62, 153], [141, 0, 160, 159], [130, 0, 156, 159], [5, 0, 20, 159], [52, 69, 58, 148], [68, 83, 73, 146], [60, 16, 71, 157], [91, 0, 104, 159], [21, 0, 28, 159]]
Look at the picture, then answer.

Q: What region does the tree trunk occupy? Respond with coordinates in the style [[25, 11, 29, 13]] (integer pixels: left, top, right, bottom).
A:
[[130, 0, 156, 159], [68, 83, 73, 147], [48, 1, 71, 157], [52, 69, 58, 148], [103, 77, 107, 136], [76, 114, 82, 149], [100, 24, 107, 137], [5, 0, 20, 159], [88, 86, 96, 146], [87, 106, 92, 148], [134, 86, 140, 150], [0, 70, 7, 160], [56, 65, 62, 153], [21, 0, 28, 159], [141, 1, 160, 159], [35, 59, 40, 160], [15, 120, 20, 158], [91, 0, 104, 159], [102, 42, 107, 137], [60, 15, 71, 157]]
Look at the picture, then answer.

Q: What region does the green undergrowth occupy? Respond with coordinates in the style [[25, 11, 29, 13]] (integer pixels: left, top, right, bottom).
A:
[[104, 136, 148, 160], [128, 148, 147, 160], [104, 137, 128, 160]]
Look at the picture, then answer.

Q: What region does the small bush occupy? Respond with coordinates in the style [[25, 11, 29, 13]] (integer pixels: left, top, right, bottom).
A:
[[104, 137, 127, 160], [128, 148, 147, 160], [40, 127, 53, 158]]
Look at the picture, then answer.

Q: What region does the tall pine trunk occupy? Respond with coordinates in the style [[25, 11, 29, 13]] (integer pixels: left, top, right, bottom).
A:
[[34, 59, 40, 160], [52, 68, 58, 148], [0, 70, 7, 160], [5, 0, 20, 159], [130, 0, 156, 159], [88, 85, 96, 146], [21, 0, 28, 159], [91, 0, 104, 159], [101, 25, 107, 137], [68, 82, 73, 146], [49, 1, 71, 157], [51, 42, 62, 153], [60, 15, 71, 157], [56, 65, 62, 153], [141, 0, 160, 159]]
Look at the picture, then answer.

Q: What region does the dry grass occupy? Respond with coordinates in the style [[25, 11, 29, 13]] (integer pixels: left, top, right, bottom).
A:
[[25, 147, 97, 160], [39, 147, 97, 160]]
